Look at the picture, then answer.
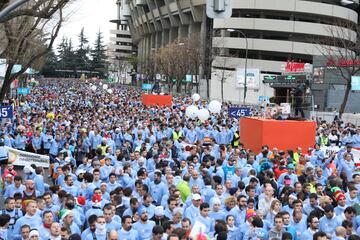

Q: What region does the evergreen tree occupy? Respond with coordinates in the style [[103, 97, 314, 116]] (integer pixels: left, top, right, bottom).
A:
[[41, 48, 58, 77], [90, 30, 107, 78], [76, 28, 90, 74]]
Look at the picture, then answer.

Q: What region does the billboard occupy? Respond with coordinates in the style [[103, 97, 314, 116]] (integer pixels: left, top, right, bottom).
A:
[[235, 68, 260, 89], [351, 76, 360, 91], [284, 61, 305, 72]]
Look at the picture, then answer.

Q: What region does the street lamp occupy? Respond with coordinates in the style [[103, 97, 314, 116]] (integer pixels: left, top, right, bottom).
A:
[[227, 28, 248, 105], [0, 0, 29, 22]]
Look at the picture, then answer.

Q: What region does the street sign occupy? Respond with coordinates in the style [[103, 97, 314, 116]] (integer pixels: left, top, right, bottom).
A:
[[263, 75, 276, 82], [0, 106, 13, 119], [17, 88, 30, 95], [263, 75, 307, 83], [142, 84, 153, 90], [229, 107, 251, 119]]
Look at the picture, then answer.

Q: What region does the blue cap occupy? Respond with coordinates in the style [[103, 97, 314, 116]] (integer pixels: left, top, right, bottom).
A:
[[287, 163, 295, 169], [137, 206, 147, 215]]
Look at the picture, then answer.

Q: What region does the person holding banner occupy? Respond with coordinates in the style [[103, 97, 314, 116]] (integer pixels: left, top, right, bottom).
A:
[[0, 138, 9, 167]]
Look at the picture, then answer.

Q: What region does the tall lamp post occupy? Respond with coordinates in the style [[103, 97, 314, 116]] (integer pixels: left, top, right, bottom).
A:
[[0, 0, 29, 22], [227, 28, 248, 105]]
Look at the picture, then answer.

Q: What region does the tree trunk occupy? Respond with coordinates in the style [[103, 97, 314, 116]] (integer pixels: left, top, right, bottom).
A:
[[0, 63, 15, 101], [339, 80, 351, 118], [206, 78, 210, 98], [196, 74, 199, 93], [221, 70, 225, 102], [176, 81, 182, 93]]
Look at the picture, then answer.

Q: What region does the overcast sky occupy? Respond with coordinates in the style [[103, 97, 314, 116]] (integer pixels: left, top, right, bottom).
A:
[[56, 0, 116, 48]]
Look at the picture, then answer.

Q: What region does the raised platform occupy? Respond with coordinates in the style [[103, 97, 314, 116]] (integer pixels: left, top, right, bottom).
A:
[[141, 93, 172, 107], [240, 117, 316, 153]]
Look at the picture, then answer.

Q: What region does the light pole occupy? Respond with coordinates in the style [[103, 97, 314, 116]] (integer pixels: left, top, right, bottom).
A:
[[227, 28, 248, 105], [0, 0, 29, 22]]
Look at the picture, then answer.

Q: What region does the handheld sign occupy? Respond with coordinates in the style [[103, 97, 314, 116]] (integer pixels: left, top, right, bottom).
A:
[[229, 107, 251, 119], [0, 106, 13, 119], [142, 84, 153, 91], [17, 88, 30, 95]]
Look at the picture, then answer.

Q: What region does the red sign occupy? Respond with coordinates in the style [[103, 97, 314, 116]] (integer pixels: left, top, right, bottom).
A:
[[285, 61, 305, 72], [326, 57, 360, 67]]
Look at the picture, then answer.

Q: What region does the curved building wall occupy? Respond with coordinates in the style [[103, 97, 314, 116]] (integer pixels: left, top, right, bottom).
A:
[[126, 0, 207, 74], [123, 0, 358, 103]]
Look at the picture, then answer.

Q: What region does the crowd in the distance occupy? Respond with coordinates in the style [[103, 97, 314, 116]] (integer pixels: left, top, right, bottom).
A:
[[0, 79, 359, 240]]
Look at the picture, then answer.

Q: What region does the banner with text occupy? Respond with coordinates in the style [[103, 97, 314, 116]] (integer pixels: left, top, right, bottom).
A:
[[5, 147, 49, 168], [320, 146, 360, 165]]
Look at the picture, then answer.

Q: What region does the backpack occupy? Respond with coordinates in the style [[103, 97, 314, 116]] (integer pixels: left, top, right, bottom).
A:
[[2, 208, 20, 229]]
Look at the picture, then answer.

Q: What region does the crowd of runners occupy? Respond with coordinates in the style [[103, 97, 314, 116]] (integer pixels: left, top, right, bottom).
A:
[[0, 79, 359, 240]]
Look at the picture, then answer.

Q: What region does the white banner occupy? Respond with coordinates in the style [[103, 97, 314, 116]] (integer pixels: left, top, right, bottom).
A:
[[353, 148, 360, 165], [5, 147, 50, 168], [320, 146, 340, 158], [320, 146, 360, 164]]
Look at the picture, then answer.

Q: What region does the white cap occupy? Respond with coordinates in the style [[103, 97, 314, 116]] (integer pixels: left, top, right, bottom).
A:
[[154, 206, 164, 216], [23, 165, 33, 174], [289, 193, 298, 200], [76, 169, 86, 176], [192, 193, 201, 201], [173, 207, 183, 215], [29, 229, 39, 238]]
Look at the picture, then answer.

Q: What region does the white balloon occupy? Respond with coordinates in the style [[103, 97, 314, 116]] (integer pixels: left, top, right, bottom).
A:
[[208, 100, 222, 114], [192, 93, 200, 102], [91, 85, 97, 91], [197, 108, 210, 121], [185, 105, 199, 119], [107, 89, 113, 94], [103, 84, 108, 90]]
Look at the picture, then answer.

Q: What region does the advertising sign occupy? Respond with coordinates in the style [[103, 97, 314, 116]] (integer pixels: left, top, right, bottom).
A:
[[235, 68, 260, 89], [284, 61, 305, 72]]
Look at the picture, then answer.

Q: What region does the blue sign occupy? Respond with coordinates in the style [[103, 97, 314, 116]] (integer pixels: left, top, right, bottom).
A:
[[142, 84, 153, 90], [17, 88, 30, 95], [229, 107, 251, 119], [0, 106, 13, 119], [351, 76, 360, 91], [185, 75, 192, 83], [258, 96, 270, 102]]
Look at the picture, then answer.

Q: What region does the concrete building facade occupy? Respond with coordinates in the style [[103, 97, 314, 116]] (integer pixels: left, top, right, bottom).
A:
[[121, 0, 359, 104], [109, 0, 136, 83]]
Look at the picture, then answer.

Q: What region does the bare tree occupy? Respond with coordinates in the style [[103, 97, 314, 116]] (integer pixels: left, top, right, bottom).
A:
[[155, 42, 177, 93], [187, 33, 203, 93], [314, 20, 360, 117], [0, 0, 71, 100], [210, 33, 235, 102], [0, 0, 69, 22], [212, 55, 235, 102]]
